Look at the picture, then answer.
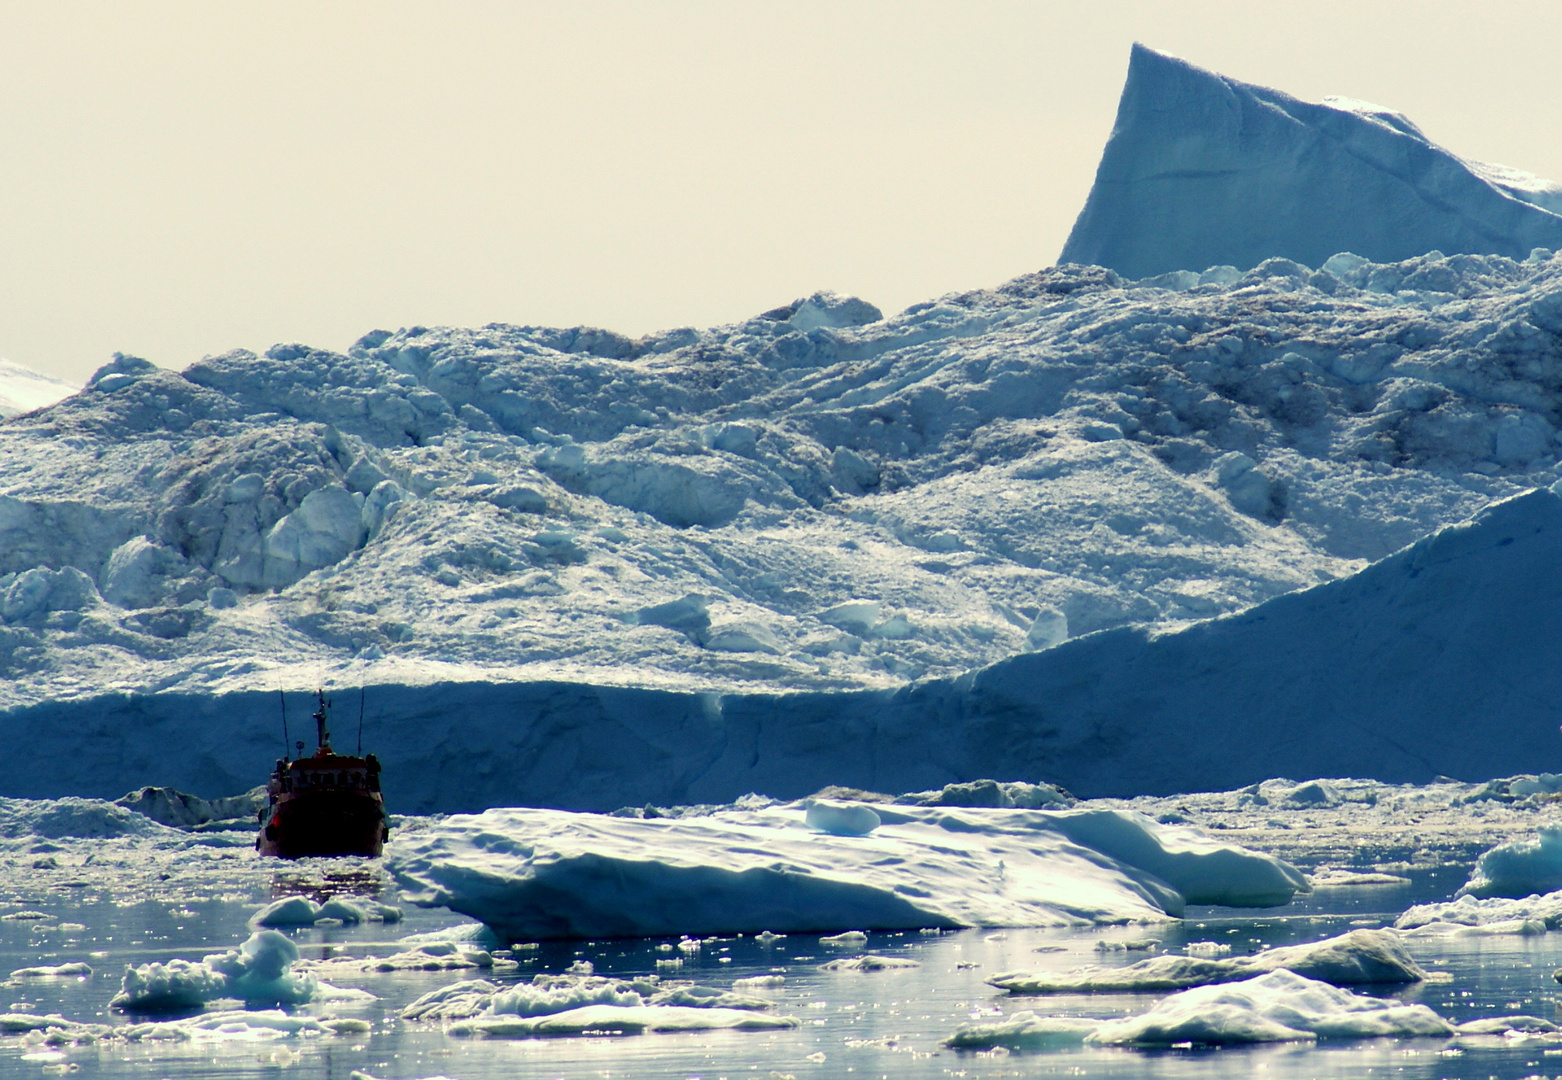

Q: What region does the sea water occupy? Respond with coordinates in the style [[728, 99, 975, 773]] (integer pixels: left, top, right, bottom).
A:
[[0, 858, 1559, 1080]]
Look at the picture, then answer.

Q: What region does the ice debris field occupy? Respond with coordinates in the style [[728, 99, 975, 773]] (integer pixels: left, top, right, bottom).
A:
[[0, 775, 1558, 1077]]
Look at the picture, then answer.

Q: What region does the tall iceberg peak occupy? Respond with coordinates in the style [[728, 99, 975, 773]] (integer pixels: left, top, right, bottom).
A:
[[1060, 44, 1562, 278]]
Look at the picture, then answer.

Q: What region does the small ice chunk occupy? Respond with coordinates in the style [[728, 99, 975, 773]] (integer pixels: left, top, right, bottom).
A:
[[819, 955, 920, 972], [1397, 890, 1562, 931], [804, 800, 880, 837], [117, 1008, 367, 1042], [819, 930, 868, 947], [990, 930, 1424, 994], [1025, 606, 1068, 651], [447, 1003, 798, 1038], [817, 600, 881, 635], [945, 1011, 1102, 1050], [398, 922, 501, 949], [113, 931, 321, 1011], [732, 974, 785, 989], [1458, 1015, 1561, 1034], [315, 898, 366, 923], [489, 976, 642, 1017], [249, 896, 322, 927], [9, 962, 91, 978], [1459, 824, 1562, 898], [111, 957, 229, 1011], [1085, 970, 1452, 1045]]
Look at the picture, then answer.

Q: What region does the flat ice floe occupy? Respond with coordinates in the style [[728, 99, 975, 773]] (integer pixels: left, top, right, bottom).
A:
[[1396, 891, 1562, 935], [950, 971, 1452, 1048], [987, 929, 1424, 993], [387, 802, 1306, 940]]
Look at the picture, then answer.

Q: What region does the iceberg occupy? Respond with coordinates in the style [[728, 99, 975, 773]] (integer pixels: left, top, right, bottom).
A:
[[387, 802, 1305, 940], [1456, 824, 1562, 898], [1061, 44, 1562, 277]]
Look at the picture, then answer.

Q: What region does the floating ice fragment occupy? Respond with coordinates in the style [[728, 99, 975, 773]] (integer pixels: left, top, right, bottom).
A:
[[945, 1012, 1102, 1050], [1396, 891, 1562, 931], [1085, 970, 1452, 1045], [1459, 825, 1562, 898], [9, 963, 91, 979], [112, 931, 325, 1011], [447, 1003, 797, 1038], [248, 896, 320, 927], [117, 1008, 368, 1042], [990, 930, 1423, 994], [388, 803, 1306, 940], [804, 801, 880, 837], [732, 974, 785, 989], [250, 895, 401, 928], [819, 955, 919, 972]]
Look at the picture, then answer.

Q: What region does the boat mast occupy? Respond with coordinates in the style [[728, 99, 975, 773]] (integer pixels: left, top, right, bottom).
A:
[[312, 689, 331, 753]]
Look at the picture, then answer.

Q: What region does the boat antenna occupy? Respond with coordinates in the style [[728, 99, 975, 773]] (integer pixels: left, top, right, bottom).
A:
[[277, 687, 291, 761], [357, 685, 365, 755]]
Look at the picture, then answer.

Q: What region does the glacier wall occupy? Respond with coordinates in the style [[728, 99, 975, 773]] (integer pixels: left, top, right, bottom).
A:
[[10, 487, 1560, 812], [1062, 44, 1562, 278], [4, 253, 1562, 719]]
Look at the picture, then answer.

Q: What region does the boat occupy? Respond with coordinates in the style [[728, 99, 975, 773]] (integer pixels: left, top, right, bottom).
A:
[[256, 690, 389, 858]]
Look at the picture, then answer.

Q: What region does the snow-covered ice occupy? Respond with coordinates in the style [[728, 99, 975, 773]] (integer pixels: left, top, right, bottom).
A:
[[1062, 44, 1562, 277], [387, 802, 1306, 941]]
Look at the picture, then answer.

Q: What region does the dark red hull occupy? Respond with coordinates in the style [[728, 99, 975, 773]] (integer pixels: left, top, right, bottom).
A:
[[257, 789, 388, 858]]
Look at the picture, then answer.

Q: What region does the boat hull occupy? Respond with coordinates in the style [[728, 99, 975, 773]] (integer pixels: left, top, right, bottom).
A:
[[257, 790, 387, 859]]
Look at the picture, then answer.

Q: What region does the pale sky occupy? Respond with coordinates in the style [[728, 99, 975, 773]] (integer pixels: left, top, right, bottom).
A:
[[3, 1, 1560, 385]]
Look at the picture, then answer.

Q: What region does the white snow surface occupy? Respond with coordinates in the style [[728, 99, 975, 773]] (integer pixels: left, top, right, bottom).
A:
[[3, 252, 1562, 802], [386, 802, 1306, 941], [1062, 44, 1562, 277]]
